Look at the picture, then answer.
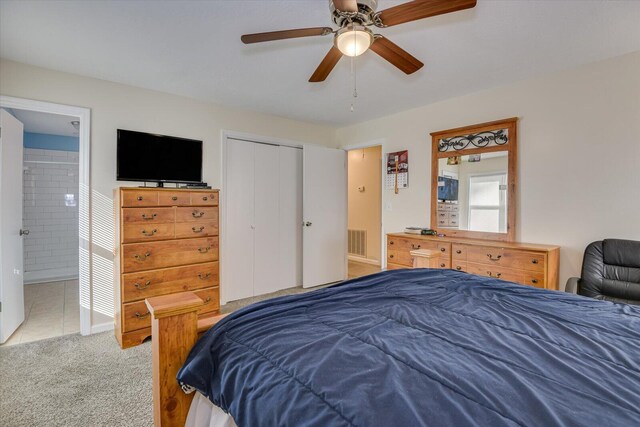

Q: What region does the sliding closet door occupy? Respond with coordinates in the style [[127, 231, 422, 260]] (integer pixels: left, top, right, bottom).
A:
[[224, 140, 255, 302], [278, 146, 303, 288], [253, 144, 281, 295]]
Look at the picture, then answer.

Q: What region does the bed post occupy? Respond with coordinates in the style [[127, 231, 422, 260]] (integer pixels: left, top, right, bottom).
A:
[[146, 292, 203, 427]]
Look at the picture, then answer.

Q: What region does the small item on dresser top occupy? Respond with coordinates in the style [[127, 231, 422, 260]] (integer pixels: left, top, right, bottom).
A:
[[404, 227, 431, 235], [421, 229, 437, 236]]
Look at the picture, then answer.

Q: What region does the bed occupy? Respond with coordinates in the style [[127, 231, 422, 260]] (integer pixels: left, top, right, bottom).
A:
[[146, 269, 640, 426]]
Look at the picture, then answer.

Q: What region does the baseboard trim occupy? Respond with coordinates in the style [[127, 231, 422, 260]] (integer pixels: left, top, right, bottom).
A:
[[24, 268, 78, 285], [90, 322, 114, 335], [348, 255, 381, 266]]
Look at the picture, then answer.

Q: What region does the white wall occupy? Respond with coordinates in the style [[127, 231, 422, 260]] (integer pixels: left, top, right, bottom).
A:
[[0, 58, 338, 330], [23, 148, 79, 284], [337, 52, 640, 289]]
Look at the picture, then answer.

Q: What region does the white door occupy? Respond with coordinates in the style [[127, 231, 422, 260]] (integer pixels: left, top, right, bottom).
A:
[[0, 109, 25, 343], [224, 139, 255, 302], [303, 145, 347, 288], [279, 146, 303, 288]]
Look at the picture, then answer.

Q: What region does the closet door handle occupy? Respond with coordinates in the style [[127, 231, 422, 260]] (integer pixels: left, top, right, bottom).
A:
[[198, 246, 211, 254], [134, 312, 150, 320], [134, 281, 151, 290], [141, 213, 157, 220], [134, 252, 151, 261], [192, 210, 205, 218], [141, 229, 157, 237]]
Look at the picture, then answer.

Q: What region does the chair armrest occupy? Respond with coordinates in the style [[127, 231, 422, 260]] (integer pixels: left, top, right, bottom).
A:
[[565, 277, 580, 294]]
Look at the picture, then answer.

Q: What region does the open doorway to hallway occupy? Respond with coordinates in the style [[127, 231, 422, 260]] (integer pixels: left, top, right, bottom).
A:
[[347, 146, 382, 279]]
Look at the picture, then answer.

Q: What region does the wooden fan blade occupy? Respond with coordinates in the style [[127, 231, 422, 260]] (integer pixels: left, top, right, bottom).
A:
[[241, 27, 333, 44], [309, 46, 343, 83], [370, 36, 424, 75], [332, 0, 358, 12], [378, 0, 477, 27]]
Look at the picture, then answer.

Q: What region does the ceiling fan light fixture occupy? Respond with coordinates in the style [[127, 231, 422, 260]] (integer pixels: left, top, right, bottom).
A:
[[335, 25, 373, 57]]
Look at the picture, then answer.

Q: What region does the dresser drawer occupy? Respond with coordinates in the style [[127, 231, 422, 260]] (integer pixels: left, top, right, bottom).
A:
[[158, 191, 190, 206], [122, 191, 159, 207], [466, 262, 524, 283], [195, 287, 220, 314], [388, 249, 413, 267], [521, 271, 545, 288], [175, 221, 219, 238], [388, 237, 425, 251], [191, 192, 218, 206], [452, 244, 467, 260], [176, 207, 218, 223], [122, 237, 219, 272], [122, 222, 175, 243], [122, 207, 175, 224], [452, 261, 467, 272], [121, 262, 219, 303], [122, 286, 219, 332], [435, 257, 451, 269], [466, 246, 545, 272]]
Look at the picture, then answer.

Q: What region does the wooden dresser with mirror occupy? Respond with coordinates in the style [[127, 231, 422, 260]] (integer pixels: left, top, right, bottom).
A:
[[388, 117, 560, 290], [113, 187, 220, 348]]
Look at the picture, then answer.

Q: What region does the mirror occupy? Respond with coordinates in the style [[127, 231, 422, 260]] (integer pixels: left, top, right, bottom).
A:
[[430, 118, 517, 242]]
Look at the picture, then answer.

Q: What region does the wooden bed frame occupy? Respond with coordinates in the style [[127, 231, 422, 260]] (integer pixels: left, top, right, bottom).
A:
[[146, 292, 229, 427]]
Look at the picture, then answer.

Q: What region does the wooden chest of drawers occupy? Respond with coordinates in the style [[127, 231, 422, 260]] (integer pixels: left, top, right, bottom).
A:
[[387, 233, 559, 290], [114, 187, 220, 348]]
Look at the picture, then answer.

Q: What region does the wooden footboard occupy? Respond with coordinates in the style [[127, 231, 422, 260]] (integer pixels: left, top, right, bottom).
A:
[[146, 292, 229, 427]]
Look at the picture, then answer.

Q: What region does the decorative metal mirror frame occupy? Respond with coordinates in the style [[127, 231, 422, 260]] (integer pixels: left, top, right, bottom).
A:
[[430, 117, 518, 242]]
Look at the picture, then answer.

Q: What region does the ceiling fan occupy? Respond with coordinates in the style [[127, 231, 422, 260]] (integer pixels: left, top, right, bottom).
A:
[[241, 0, 477, 82]]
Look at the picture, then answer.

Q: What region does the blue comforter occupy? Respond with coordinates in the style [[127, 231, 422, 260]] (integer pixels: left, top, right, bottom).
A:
[[177, 269, 640, 426]]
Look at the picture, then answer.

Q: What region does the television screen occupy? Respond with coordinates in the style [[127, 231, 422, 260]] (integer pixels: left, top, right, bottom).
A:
[[438, 176, 459, 201], [117, 129, 202, 184]]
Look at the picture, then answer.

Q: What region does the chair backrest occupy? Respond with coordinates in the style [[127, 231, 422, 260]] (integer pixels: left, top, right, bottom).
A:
[[580, 239, 640, 305]]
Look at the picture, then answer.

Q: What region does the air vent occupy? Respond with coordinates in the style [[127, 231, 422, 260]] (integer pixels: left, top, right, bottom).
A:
[[348, 229, 367, 257]]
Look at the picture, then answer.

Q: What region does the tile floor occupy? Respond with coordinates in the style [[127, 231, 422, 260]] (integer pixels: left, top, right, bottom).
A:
[[1, 280, 80, 346], [348, 260, 382, 279]]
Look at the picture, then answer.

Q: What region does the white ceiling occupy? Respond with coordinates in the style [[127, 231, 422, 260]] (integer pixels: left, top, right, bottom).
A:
[[9, 109, 78, 137], [1, 1, 639, 126]]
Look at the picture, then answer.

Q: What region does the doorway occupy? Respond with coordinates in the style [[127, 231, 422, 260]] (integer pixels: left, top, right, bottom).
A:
[[347, 145, 382, 279], [0, 96, 90, 345]]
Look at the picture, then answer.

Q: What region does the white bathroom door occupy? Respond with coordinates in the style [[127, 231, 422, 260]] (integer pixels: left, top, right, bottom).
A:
[[0, 109, 25, 343], [302, 145, 347, 288]]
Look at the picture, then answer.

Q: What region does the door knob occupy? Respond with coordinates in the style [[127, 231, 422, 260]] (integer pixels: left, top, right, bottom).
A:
[[304, 221, 312, 227], [19, 229, 29, 236]]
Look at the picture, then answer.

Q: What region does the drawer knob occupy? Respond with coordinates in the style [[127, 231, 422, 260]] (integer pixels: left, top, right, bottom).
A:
[[456, 266, 462, 271], [192, 226, 205, 233], [456, 250, 462, 254], [141, 213, 157, 220], [389, 254, 394, 259], [171, 196, 178, 201], [141, 229, 157, 237], [440, 247, 446, 252], [203, 296, 212, 304], [390, 241, 394, 245], [487, 254, 502, 261], [137, 196, 143, 201], [134, 252, 151, 261], [531, 259, 539, 264], [192, 210, 205, 218], [531, 279, 539, 284], [134, 280, 151, 290], [411, 244, 421, 249], [202, 196, 208, 201], [198, 246, 211, 253], [134, 311, 150, 320], [487, 271, 502, 278], [198, 273, 211, 280], [440, 263, 445, 268]]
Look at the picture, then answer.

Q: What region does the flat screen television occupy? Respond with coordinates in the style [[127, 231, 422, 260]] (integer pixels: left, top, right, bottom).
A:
[[438, 176, 459, 202], [117, 129, 202, 185]]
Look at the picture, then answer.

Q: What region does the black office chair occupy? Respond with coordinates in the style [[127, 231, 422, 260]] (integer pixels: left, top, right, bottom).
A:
[[566, 239, 640, 305]]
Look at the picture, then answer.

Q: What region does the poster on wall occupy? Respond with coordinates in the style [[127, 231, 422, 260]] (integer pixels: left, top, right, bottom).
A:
[[386, 150, 408, 192]]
